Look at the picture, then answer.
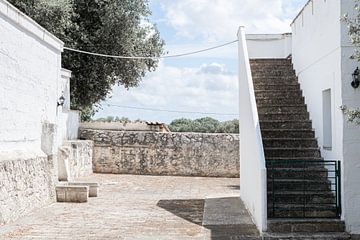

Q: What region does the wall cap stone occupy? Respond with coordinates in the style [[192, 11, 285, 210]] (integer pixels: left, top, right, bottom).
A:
[[0, 0, 64, 52]]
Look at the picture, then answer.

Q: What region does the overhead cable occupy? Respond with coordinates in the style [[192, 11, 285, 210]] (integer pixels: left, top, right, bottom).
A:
[[63, 40, 238, 60], [107, 104, 238, 116]]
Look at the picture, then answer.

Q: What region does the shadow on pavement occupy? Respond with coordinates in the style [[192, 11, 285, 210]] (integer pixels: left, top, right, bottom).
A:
[[157, 197, 260, 240]]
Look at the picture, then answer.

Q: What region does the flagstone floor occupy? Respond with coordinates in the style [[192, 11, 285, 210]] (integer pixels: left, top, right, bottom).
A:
[[0, 174, 259, 240]]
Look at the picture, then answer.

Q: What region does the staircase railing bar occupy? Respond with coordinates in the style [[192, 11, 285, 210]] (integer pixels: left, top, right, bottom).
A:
[[267, 160, 341, 219]]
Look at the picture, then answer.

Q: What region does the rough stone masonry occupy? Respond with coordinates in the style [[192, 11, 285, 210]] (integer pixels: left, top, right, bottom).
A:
[[80, 129, 239, 177]]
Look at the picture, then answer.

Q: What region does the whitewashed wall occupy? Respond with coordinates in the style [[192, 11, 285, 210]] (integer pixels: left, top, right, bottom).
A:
[[238, 27, 267, 232], [291, 0, 342, 161], [57, 69, 80, 143], [0, 0, 82, 225], [292, 0, 360, 234], [0, 0, 64, 155], [340, 0, 360, 235], [246, 34, 292, 59]]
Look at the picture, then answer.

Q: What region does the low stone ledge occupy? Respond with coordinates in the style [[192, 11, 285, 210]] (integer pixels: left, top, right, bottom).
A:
[[56, 185, 89, 203], [63, 182, 99, 197]]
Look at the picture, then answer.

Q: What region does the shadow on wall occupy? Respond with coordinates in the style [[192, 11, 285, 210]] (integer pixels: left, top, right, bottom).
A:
[[157, 197, 260, 240]]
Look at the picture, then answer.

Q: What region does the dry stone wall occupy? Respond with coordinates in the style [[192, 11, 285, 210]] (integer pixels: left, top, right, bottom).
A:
[[0, 153, 56, 225], [80, 129, 239, 177]]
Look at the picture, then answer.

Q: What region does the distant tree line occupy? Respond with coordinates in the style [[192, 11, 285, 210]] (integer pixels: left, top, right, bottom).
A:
[[169, 117, 239, 133], [93, 116, 239, 133]]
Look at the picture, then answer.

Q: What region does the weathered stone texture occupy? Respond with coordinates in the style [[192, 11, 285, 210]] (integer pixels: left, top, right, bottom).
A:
[[79, 129, 239, 177], [58, 140, 93, 181], [0, 154, 55, 225]]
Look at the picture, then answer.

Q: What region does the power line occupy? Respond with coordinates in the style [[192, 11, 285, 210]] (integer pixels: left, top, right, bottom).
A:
[[63, 40, 238, 60], [106, 104, 238, 116]]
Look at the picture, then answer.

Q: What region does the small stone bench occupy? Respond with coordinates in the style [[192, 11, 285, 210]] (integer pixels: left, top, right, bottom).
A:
[[66, 182, 99, 197], [56, 185, 89, 203]]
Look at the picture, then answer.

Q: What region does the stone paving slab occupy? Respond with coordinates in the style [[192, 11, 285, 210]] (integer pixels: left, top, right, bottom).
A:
[[0, 174, 258, 240]]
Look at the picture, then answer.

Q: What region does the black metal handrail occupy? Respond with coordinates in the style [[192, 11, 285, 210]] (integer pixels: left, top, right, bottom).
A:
[[267, 160, 341, 219]]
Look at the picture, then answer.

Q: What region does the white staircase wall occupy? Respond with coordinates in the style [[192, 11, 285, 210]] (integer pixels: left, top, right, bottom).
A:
[[238, 27, 267, 232]]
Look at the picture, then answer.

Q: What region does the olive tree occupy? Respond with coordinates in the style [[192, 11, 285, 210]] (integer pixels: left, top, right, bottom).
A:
[[9, 0, 165, 120]]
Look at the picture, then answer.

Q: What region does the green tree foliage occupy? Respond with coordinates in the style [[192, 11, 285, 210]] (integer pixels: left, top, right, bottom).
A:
[[169, 117, 239, 134], [9, 0, 165, 120], [94, 116, 132, 122], [217, 119, 239, 133], [8, 0, 75, 42], [343, 1, 360, 61], [342, 1, 360, 124]]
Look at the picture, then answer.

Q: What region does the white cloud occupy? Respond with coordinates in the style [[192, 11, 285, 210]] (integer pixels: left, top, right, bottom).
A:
[[198, 62, 230, 75], [96, 61, 239, 122], [155, 0, 306, 41], [95, 0, 308, 122]]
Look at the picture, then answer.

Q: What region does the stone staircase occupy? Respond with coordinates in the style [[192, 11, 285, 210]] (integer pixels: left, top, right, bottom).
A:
[[250, 59, 349, 239]]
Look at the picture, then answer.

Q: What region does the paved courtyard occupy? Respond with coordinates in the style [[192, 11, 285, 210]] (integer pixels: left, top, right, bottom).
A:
[[0, 174, 259, 240]]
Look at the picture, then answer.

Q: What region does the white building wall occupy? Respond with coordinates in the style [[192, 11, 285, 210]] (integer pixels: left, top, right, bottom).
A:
[[0, 0, 64, 155], [291, 0, 342, 161], [340, 0, 360, 234], [246, 34, 292, 59], [0, 0, 69, 225], [292, 0, 360, 234]]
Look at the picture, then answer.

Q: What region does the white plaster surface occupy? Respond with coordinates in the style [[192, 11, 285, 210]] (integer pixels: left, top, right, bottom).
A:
[[0, 0, 82, 226], [291, 0, 360, 234], [246, 33, 292, 59], [238, 27, 267, 232], [0, 0, 63, 153]]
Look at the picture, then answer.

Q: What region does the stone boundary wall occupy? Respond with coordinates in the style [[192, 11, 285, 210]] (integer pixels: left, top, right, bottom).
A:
[[79, 129, 239, 178], [0, 153, 56, 225]]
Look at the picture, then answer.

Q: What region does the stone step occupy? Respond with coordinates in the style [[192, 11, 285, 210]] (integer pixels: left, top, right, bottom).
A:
[[257, 96, 305, 105], [267, 191, 336, 204], [257, 105, 308, 115], [251, 63, 293, 69], [55, 185, 89, 203], [259, 113, 309, 121], [264, 148, 321, 158], [254, 83, 300, 91], [202, 197, 260, 239], [263, 232, 350, 240], [260, 120, 313, 130], [253, 75, 298, 80], [250, 59, 292, 65], [252, 70, 296, 77], [255, 90, 302, 99], [267, 168, 328, 179], [267, 204, 338, 218], [267, 219, 345, 233], [261, 129, 315, 138], [266, 160, 327, 170], [263, 138, 318, 148], [253, 77, 299, 85], [267, 179, 331, 191]]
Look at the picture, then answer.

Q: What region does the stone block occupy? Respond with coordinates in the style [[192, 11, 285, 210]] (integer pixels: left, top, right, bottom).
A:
[[56, 185, 88, 203], [67, 182, 99, 197]]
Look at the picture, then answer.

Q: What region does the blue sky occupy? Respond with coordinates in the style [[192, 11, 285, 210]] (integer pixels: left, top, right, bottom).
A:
[[95, 0, 308, 123]]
